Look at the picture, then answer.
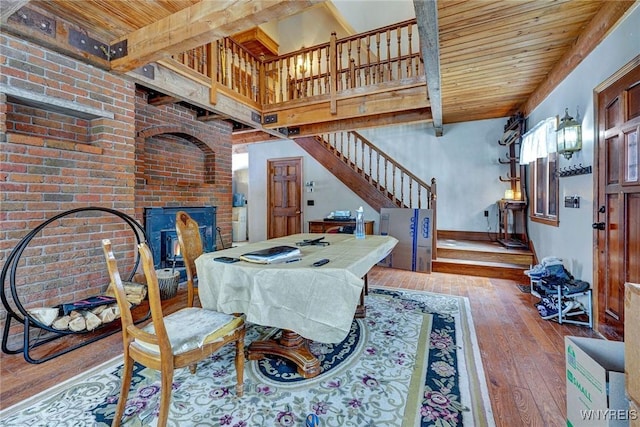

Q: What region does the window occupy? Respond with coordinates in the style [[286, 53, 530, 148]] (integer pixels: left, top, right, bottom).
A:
[[532, 152, 559, 225], [520, 117, 559, 226]]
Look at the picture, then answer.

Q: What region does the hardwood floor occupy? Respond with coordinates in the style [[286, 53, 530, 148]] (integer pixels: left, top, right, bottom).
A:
[[0, 266, 600, 426]]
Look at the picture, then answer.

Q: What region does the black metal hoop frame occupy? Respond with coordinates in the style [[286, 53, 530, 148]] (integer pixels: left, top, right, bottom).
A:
[[1, 207, 151, 364]]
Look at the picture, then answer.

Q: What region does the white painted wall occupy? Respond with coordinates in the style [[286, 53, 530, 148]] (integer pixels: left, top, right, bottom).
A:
[[244, 117, 510, 242], [247, 139, 377, 242], [358, 119, 510, 232], [523, 5, 639, 284]]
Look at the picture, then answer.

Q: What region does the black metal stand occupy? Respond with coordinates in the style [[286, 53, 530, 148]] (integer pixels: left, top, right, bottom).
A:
[[1, 207, 151, 364]]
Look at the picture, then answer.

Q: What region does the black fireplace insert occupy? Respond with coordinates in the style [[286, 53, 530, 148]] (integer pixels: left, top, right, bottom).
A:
[[144, 206, 216, 281]]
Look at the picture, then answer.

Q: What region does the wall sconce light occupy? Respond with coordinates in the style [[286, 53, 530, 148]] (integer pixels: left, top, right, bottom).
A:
[[557, 107, 582, 159]]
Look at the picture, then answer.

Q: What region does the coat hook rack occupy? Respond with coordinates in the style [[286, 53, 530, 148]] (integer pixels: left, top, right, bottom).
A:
[[498, 153, 519, 164], [499, 173, 520, 182], [557, 164, 592, 177]]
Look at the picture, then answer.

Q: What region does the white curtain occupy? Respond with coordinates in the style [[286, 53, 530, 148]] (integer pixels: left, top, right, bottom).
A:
[[520, 117, 557, 165]]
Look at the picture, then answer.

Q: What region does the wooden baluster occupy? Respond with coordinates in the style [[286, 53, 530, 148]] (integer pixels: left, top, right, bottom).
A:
[[360, 137, 365, 178], [392, 164, 397, 205], [276, 59, 283, 103], [368, 144, 372, 183], [376, 151, 381, 189], [287, 56, 294, 100], [238, 51, 245, 97], [396, 27, 402, 79], [407, 24, 413, 77], [375, 33, 381, 84], [365, 36, 371, 86], [356, 39, 362, 87], [386, 29, 392, 81], [349, 59, 356, 89], [409, 179, 413, 208], [400, 171, 404, 205], [417, 186, 422, 209], [347, 40, 353, 89], [225, 39, 232, 88], [340, 132, 344, 159], [337, 42, 343, 91], [384, 158, 388, 193]]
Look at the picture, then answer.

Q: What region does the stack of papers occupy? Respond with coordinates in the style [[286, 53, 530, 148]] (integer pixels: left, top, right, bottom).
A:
[[239, 245, 302, 264]]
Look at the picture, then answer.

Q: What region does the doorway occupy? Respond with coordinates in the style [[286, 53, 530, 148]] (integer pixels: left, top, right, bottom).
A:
[[594, 57, 640, 340], [267, 157, 303, 238]]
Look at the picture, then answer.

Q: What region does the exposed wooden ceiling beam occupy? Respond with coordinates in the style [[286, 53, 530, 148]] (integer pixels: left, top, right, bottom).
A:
[[147, 94, 179, 106], [232, 130, 281, 145], [290, 108, 432, 137], [414, 0, 443, 137], [262, 86, 429, 129], [110, 0, 323, 73], [520, 0, 636, 116]]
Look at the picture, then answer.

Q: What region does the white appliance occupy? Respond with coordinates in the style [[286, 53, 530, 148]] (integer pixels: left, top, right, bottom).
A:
[[232, 207, 247, 242]]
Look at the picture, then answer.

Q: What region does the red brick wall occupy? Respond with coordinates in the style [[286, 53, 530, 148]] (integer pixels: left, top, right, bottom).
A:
[[134, 89, 233, 241], [0, 33, 233, 350]]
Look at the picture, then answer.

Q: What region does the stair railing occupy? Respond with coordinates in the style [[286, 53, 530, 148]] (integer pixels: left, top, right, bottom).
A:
[[316, 131, 437, 256]]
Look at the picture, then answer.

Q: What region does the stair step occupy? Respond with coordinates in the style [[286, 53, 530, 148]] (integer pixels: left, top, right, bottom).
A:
[[433, 257, 529, 282], [437, 246, 533, 265]]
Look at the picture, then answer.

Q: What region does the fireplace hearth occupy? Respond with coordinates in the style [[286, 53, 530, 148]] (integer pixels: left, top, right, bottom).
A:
[[144, 207, 216, 281]]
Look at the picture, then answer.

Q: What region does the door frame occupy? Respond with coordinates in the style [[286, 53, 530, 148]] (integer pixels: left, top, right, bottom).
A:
[[593, 54, 640, 337], [266, 156, 303, 238]]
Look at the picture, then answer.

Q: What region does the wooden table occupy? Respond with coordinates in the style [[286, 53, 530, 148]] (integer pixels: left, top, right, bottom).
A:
[[308, 219, 374, 235], [195, 233, 397, 378]]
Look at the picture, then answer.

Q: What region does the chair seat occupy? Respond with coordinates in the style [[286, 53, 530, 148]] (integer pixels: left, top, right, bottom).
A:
[[138, 308, 243, 355]]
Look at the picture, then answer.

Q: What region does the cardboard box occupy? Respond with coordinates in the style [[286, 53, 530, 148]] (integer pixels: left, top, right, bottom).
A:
[[629, 400, 640, 427], [378, 208, 432, 273], [566, 336, 629, 427], [625, 283, 640, 404]]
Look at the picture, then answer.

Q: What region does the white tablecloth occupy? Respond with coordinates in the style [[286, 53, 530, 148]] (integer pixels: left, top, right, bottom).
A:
[[195, 234, 398, 343]]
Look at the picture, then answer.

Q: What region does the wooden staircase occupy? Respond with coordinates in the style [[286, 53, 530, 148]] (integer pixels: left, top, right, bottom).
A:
[[433, 233, 533, 282], [295, 133, 532, 282]]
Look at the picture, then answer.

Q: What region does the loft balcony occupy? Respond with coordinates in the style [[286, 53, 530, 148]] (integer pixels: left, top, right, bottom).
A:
[[160, 19, 430, 138]]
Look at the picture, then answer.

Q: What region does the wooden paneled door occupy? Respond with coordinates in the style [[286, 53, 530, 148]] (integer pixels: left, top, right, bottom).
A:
[[594, 57, 640, 340], [267, 157, 303, 238]]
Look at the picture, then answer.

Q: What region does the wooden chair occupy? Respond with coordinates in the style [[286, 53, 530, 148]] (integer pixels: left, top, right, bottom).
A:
[[175, 210, 203, 308], [102, 239, 245, 427]]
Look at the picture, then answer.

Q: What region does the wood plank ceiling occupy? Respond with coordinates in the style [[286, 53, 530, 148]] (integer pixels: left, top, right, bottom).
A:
[[2, 0, 636, 130]]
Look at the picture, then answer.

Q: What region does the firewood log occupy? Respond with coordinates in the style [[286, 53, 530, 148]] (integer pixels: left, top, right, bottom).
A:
[[123, 282, 147, 297], [52, 315, 71, 330], [68, 316, 86, 332], [84, 311, 101, 331], [69, 310, 82, 319], [91, 305, 106, 315], [99, 307, 116, 324], [28, 308, 59, 326]]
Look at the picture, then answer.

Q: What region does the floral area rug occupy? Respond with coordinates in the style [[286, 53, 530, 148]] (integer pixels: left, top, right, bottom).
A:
[[0, 288, 495, 426]]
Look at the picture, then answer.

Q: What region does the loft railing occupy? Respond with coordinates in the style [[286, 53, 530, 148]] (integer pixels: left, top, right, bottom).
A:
[[316, 130, 437, 256], [168, 19, 421, 108]]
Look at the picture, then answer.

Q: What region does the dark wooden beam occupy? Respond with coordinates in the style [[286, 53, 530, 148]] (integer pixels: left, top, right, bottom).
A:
[[1, 0, 29, 23], [293, 108, 432, 137], [520, 1, 636, 116], [147, 94, 179, 106], [232, 130, 281, 145], [262, 85, 429, 130], [414, 0, 443, 137], [1, 4, 110, 69]]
